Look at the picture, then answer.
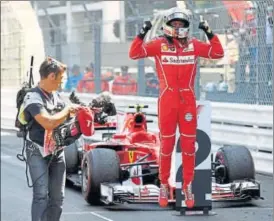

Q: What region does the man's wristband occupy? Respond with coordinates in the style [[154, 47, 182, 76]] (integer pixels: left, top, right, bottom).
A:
[[138, 32, 146, 40], [138, 27, 148, 40], [205, 30, 214, 40]]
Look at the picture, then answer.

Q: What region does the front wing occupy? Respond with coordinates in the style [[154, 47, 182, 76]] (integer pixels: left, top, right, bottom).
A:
[[100, 180, 262, 205]]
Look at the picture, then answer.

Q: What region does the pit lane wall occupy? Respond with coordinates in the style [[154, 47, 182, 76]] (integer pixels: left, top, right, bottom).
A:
[[1, 89, 272, 175]]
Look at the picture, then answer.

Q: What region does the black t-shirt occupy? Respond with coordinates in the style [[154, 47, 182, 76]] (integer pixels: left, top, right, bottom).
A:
[[23, 86, 66, 146]]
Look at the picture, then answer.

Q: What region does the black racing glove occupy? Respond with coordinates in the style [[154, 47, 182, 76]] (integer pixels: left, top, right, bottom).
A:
[[138, 21, 152, 39], [199, 20, 214, 40]]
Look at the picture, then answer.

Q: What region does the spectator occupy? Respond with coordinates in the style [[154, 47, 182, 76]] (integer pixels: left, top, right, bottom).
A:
[[218, 75, 229, 92], [111, 66, 137, 95], [232, 7, 257, 94], [244, 8, 257, 85], [102, 68, 114, 82], [64, 64, 83, 92], [145, 72, 159, 96], [77, 63, 109, 93], [204, 82, 218, 92]]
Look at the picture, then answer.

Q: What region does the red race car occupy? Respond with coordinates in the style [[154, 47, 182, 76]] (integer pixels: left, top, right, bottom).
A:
[[65, 104, 262, 206]]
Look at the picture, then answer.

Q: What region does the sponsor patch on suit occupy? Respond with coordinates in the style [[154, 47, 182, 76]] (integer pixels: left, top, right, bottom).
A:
[[161, 55, 195, 65], [161, 44, 177, 53]]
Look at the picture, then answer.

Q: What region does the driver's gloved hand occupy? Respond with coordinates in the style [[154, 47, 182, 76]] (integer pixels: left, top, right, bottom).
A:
[[138, 21, 152, 39], [199, 20, 214, 40]]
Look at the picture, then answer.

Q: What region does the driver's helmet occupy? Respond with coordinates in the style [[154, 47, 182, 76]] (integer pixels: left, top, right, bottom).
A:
[[162, 7, 191, 39]]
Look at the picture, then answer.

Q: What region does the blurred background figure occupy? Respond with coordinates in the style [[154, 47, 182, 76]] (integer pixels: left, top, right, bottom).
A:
[[217, 74, 229, 92], [244, 7, 257, 87], [111, 66, 137, 95], [77, 62, 109, 93], [233, 6, 256, 94], [102, 68, 114, 82], [145, 70, 159, 97], [63, 64, 83, 92], [204, 82, 218, 93]]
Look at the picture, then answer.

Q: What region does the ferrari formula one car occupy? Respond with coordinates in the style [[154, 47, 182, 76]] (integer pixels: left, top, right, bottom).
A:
[[65, 104, 262, 206]]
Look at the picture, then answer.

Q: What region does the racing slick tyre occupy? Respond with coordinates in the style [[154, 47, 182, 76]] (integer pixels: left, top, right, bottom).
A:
[[64, 142, 79, 173], [82, 148, 120, 205], [215, 145, 255, 184]]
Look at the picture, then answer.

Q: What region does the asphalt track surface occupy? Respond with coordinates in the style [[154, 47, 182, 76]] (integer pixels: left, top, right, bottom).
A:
[[1, 131, 273, 221]]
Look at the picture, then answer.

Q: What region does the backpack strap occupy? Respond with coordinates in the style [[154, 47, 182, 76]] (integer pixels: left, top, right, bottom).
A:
[[18, 91, 42, 127]]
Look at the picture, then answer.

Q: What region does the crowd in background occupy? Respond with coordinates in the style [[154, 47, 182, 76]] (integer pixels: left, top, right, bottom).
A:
[[62, 63, 159, 96], [202, 2, 273, 105]]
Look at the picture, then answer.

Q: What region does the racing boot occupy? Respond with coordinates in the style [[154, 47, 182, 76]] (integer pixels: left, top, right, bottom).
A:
[[183, 182, 195, 208], [158, 184, 169, 207]]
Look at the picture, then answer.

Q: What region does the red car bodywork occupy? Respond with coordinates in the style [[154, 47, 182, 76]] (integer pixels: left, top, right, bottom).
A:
[[94, 120, 117, 129], [85, 110, 160, 167]]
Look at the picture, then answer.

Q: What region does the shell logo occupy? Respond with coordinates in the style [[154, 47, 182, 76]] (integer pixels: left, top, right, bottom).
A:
[[161, 44, 169, 51]]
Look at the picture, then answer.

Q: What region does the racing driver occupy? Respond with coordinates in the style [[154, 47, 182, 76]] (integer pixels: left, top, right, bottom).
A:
[[129, 7, 224, 208]]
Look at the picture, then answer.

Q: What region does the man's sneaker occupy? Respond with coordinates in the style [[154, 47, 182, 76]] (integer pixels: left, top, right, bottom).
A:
[[158, 184, 169, 207], [183, 182, 195, 208]]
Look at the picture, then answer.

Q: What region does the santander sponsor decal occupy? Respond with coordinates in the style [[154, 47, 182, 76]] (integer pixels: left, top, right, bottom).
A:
[[161, 55, 195, 65]]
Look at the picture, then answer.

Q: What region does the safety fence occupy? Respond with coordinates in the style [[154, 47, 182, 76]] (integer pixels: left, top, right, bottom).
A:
[[1, 89, 273, 174], [197, 1, 273, 106]]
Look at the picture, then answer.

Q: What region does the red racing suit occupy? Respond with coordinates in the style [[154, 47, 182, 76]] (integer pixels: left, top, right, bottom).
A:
[[129, 35, 224, 186]]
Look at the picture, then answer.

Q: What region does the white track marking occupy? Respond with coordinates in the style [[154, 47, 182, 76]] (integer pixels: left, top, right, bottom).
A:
[[90, 212, 114, 221]]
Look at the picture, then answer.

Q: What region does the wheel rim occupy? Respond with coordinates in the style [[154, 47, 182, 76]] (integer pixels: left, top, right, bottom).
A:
[[82, 160, 88, 192], [215, 152, 227, 183]]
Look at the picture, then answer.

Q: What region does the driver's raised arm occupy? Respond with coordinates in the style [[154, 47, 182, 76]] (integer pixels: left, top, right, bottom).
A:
[[194, 20, 224, 59], [129, 21, 160, 59]]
